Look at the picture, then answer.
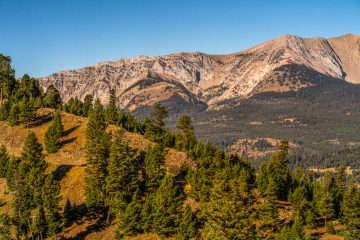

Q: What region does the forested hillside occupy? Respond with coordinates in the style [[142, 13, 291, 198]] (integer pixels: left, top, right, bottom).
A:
[[1, 54, 360, 239]]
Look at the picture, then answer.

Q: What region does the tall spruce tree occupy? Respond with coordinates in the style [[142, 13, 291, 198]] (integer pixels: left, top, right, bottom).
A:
[[151, 175, 183, 236], [145, 103, 168, 144], [117, 189, 143, 238], [202, 174, 257, 240], [8, 103, 20, 126], [176, 115, 195, 154], [43, 84, 62, 109], [145, 145, 165, 192], [105, 89, 118, 124], [42, 174, 61, 236], [82, 94, 93, 117], [341, 185, 360, 239], [44, 111, 64, 153], [0, 54, 16, 102], [176, 205, 198, 240], [18, 97, 35, 124], [85, 99, 110, 208], [256, 141, 292, 200], [12, 132, 48, 238], [106, 130, 138, 221]]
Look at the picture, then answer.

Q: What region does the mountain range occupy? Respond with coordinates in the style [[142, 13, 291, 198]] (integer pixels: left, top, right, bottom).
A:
[[39, 34, 360, 109], [39, 34, 360, 155]]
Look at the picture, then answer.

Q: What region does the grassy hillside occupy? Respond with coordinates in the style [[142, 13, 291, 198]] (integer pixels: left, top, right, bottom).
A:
[[0, 109, 193, 239]]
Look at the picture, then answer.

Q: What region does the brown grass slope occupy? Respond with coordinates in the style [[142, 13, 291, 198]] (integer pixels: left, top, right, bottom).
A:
[[0, 109, 193, 239]]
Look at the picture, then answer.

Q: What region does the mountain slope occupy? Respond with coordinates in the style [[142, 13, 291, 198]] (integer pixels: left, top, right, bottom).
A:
[[39, 34, 360, 112], [0, 109, 193, 239]]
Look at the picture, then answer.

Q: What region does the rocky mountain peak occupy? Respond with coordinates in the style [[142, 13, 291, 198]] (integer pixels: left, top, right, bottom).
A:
[[39, 34, 360, 112]]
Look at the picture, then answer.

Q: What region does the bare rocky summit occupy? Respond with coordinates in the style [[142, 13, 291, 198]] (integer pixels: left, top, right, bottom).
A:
[[39, 34, 360, 111]]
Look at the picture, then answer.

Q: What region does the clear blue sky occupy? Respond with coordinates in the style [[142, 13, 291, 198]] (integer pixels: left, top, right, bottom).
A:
[[1, 0, 359, 77]]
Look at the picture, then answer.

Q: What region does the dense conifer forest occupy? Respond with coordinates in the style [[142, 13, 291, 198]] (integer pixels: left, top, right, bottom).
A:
[[1, 54, 360, 239]]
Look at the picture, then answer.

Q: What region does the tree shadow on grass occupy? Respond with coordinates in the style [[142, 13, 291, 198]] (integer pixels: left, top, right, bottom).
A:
[[52, 164, 74, 181], [61, 137, 77, 146], [67, 208, 110, 240], [26, 112, 54, 128], [63, 125, 80, 137]]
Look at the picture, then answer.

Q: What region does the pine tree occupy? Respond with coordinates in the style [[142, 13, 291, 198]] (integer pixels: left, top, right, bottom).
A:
[[256, 141, 292, 200], [32, 206, 47, 239], [152, 103, 168, 128], [316, 186, 335, 227], [15, 74, 42, 100], [176, 115, 195, 154], [341, 185, 360, 239], [290, 217, 304, 240], [176, 205, 198, 240], [201, 171, 257, 240], [151, 175, 183, 236], [85, 99, 110, 208], [145, 145, 165, 192], [42, 174, 61, 236], [44, 111, 64, 153], [145, 103, 168, 144], [106, 130, 138, 220], [0, 214, 12, 240], [105, 89, 118, 124], [140, 193, 154, 232], [8, 103, 20, 126], [19, 132, 47, 205], [82, 94, 93, 117], [274, 225, 292, 240], [18, 97, 35, 124], [43, 84, 62, 109], [257, 199, 279, 235], [117, 189, 142, 238], [288, 185, 309, 223], [10, 132, 59, 239], [334, 166, 347, 216], [0, 54, 16, 101]]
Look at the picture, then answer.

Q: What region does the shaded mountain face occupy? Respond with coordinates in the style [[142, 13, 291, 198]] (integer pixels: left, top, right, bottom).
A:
[[39, 34, 360, 113]]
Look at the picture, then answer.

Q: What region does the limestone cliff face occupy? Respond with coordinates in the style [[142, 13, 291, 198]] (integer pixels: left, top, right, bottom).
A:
[[39, 34, 360, 111]]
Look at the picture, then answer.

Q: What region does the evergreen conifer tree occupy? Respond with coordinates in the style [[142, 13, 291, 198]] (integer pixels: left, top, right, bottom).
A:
[[105, 89, 118, 124], [151, 175, 183, 236], [43, 84, 62, 109], [145, 145, 165, 192], [176, 205, 198, 240], [42, 174, 61, 236], [44, 111, 64, 153], [176, 115, 195, 154], [341, 185, 360, 239], [106, 130, 138, 221], [201, 171, 257, 240], [18, 97, 35, 124], [145, 103, 168, 144], [117, 189, 142, 238], [256, 141, 292, 200], [82, 94, 93, 117], [8, 103, 20, 126], [85, 99, 110, 208]]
